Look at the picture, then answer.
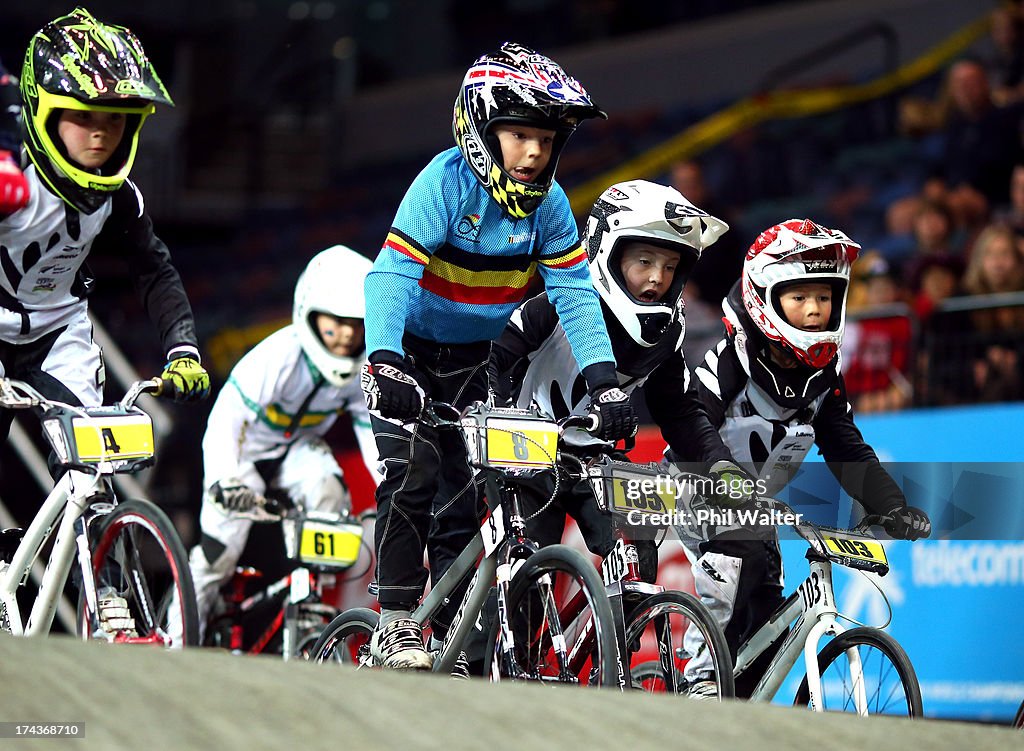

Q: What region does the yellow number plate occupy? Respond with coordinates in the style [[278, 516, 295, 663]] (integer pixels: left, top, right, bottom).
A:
[[484, 418, 559, 468], [609, 476, 677, 517], [299, 522, 362, 568], [824, 535, 888, 566], [72, 415, 154, 463]]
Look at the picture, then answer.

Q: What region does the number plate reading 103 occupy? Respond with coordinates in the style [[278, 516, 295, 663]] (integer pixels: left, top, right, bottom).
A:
[[824, 535, 887, 565], [484, 418, 558, 468], [298, 522, 362, 568], [608, 470, 677, 517]]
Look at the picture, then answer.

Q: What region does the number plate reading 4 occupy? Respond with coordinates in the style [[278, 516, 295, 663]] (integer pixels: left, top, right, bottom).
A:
[[484, 419, 558, 469], [824, 535, 887, 565], [72, 415, 154, 462], [298, 522, 362, 568]]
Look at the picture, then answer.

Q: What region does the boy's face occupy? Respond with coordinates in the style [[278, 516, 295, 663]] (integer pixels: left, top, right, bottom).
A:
[[57, 109, 127, 169], [492, 123, 555, 183], [619, 243, 681, 302], [777, 282, 833, 331], [315, 314, 364, 357]]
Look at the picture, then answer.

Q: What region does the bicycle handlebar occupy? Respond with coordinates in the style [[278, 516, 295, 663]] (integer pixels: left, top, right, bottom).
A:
[[0, 376, 167, 412]]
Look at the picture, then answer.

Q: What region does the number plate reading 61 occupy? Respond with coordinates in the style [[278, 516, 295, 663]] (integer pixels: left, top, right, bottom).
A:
[[484, 418, 558, 469], [298, 522, 362, 568]]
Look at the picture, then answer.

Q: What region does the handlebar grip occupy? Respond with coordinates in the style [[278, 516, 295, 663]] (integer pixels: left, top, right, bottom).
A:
[[561, 414, 600, 433]]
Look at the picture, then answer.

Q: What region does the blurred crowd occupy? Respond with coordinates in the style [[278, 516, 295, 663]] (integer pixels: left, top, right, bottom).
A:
[[664, 3, 1024, 414]]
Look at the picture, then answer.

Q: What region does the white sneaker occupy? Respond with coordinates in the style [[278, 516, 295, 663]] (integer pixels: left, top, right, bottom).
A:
[[685, 678, 720, 701], [97, 589, 137, 638], [370, 618, 432, 670]]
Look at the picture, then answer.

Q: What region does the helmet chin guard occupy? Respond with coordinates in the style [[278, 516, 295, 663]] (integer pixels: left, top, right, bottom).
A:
[[584, 180, 729, 347], [742, 219, 860, 368], [293, 245, 373, 387]]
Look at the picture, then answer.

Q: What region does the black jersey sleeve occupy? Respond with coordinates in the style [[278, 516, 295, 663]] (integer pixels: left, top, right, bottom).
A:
[[95, 182, 199, 355], [487, 293, 561, 403], [814, 373, 906, 515], [644, 347, 733, 464]]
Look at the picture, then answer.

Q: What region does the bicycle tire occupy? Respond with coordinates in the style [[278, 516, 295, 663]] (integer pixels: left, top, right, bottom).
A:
[[493, 544, 618, 687], [793, 626, 923, 716], [309, 607, 378, 665], [624, 590, 736, 699], [1013, 698, 1024, 729], [83, 499, 199, 648]]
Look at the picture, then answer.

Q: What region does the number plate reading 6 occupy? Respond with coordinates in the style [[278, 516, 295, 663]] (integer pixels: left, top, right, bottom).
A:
[[299, 522, 362, 568], [72, 415, 154, 462], [484, 419, 558, 468], [824, 535, 887, 565]]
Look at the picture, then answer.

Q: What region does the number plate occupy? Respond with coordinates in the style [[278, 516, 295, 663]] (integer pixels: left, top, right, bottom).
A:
[[484, 418, 558, 469], [601, 538, 632, 585], [298, 521, 362, 568], [823, 534, 888, 566], [72, 414, 154, 462], [607, 473, 677, 517]]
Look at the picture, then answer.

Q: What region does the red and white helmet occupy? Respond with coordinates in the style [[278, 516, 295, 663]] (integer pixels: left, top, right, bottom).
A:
[[741, 219, 860, 368]]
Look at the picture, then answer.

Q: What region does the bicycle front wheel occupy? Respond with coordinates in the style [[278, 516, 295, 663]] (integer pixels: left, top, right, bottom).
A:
[[794, 627, 923, 716], [309, 607, 378, 666], [84, 499, 198, 648], [624, 590, 735, 699], [1013, 698, 1024, 729], [493, 544, 618, 687]]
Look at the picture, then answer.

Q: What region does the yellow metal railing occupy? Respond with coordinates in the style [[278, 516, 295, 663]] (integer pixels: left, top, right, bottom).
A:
[[568, 12, 991, 215]]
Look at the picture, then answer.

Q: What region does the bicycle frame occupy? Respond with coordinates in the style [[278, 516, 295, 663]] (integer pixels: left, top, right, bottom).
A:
[[737, 554, 865, 713], [0, 468, 109, 638], [214, 566, 329, 661]]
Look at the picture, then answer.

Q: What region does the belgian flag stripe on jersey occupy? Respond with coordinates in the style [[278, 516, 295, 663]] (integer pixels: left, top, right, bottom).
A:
[[419, 270, 534, 305], [540, 245, 587, 269], [384, 229, 430, 265], [423, 256, 538, 289]]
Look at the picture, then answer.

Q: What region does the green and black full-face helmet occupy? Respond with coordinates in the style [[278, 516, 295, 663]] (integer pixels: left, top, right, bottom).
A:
[[20, 7, 173, 213]]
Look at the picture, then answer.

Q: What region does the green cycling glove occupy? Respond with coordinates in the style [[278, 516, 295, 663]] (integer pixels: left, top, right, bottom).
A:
[[160, 353, 210, 403]]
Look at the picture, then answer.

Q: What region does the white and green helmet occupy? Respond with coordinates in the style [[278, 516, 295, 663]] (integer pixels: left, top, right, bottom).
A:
[[20, 7, 173, 213]]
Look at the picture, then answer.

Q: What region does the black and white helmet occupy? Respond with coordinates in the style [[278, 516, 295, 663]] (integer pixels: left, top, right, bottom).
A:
[[293, 245, 373, 388], [584, 180, 729, 347]]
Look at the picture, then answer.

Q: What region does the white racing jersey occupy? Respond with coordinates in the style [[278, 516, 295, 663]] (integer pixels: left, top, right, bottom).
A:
[[201, 325, 380, 490]]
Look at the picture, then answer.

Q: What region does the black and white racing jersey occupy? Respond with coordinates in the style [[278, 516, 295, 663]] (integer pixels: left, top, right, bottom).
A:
[[0, 163, 197, 352], [489, 293, 729, 462]]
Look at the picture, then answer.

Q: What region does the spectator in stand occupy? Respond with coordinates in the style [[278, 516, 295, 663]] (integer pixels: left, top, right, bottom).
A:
[[843, 252, 913, 413], [669, 159, 744, 306], [911, 253, 967, 406], [992, 162, 1024, 239], [901, 198, 962, 282], [940, 57, 1024, 209], [987, 3, 1024, 106], [962, 223, 1024, 402]]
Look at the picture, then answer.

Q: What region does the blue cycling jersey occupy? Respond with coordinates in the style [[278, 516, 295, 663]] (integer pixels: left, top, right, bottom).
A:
[[364, 147, 613, 370]]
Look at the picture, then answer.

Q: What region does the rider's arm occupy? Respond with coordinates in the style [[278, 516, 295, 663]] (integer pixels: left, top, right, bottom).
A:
[[94, 181, 200, 358], [488, 294, 561, 404], [644, 349, 733, 464], [813, 373, 906, 515], [363, 156, 452, 359], [534, 187, 615, 372]]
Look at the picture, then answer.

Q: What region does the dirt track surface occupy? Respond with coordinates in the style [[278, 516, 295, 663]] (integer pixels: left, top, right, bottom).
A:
[[0, 635, 1014, 751]]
